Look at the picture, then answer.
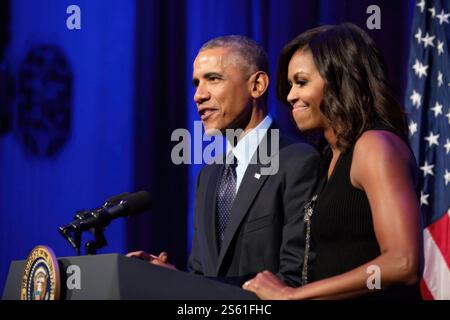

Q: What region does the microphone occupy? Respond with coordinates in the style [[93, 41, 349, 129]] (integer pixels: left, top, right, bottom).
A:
[[64, 191, 151, 232], [59, 191, 151, 253], [73, 192, 130, 221]]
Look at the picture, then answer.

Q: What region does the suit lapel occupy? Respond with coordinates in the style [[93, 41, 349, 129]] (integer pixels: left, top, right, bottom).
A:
[[216, 126, 279, 274], [204, 164, 221, 269]]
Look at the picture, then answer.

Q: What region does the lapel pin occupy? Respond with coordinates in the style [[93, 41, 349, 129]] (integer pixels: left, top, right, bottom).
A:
[[254, 173, 261, 179]]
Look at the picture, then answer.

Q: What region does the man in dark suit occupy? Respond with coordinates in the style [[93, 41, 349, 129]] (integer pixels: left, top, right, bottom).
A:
[[128, 35, 324, 287]]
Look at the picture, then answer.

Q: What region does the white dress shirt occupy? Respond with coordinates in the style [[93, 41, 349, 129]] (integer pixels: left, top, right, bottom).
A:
[[226, 115, 273, 193]]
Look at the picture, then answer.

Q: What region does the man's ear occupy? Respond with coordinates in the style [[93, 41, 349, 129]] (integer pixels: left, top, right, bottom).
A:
[[249, 71, 269, 99]]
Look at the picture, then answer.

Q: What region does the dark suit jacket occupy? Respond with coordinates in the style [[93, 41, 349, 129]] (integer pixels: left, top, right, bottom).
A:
[[187, 125, 325, 287]]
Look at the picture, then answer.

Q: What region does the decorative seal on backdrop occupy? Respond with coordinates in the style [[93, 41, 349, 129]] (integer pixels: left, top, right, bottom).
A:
[[17, 44, 72, 156], [21, 245, 60, 300]]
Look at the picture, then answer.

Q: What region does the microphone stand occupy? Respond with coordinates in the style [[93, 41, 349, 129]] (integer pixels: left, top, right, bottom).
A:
[[85, 226, 107, 255], [59, 209, 109, 255]]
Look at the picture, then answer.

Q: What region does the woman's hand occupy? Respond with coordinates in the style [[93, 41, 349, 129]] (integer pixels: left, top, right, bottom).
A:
[[242, 271, 293, 300]]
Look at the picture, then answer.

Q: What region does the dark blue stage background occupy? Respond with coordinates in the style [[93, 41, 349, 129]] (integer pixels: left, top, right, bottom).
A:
[[0, 0, 414, 293]]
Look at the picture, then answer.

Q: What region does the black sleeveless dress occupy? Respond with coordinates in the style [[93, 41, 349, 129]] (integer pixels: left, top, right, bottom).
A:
[[310, 124, 422, 299]]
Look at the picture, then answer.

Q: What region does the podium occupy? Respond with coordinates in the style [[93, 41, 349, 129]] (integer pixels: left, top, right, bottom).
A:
[[2, 253, 258, 300]]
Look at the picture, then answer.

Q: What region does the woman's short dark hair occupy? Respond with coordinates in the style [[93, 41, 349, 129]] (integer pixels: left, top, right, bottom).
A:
[[277, 22, 408, 152]]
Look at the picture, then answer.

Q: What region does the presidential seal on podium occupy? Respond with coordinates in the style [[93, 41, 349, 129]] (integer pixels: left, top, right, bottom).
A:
[[20, 245, 60, 300]]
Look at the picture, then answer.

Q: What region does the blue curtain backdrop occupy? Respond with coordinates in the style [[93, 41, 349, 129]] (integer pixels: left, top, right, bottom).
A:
[[0, 0, 414, 292], [0, 0, 136, 292]]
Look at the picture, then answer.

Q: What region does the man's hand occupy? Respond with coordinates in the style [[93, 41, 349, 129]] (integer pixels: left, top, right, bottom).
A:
[[126, 251, 178, 270]]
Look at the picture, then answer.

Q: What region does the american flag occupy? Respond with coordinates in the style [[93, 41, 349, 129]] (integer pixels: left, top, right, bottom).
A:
[[405, 0, 450, 300]]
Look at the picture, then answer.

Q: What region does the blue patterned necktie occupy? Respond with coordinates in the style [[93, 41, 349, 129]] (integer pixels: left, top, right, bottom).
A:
[[216, 156, 237, 252]]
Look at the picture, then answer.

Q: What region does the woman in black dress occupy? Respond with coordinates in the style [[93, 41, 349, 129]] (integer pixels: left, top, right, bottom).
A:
[[243, 23, 422, 299]]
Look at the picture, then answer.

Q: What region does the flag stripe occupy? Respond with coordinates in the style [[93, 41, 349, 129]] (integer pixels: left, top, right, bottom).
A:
[[422, 228, 450, 299], [420, 278, 434, 300], [427, 210, 450, 269]]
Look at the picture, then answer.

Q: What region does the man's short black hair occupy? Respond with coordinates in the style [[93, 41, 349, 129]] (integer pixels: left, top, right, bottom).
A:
[[200, 35, 269, 77]]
